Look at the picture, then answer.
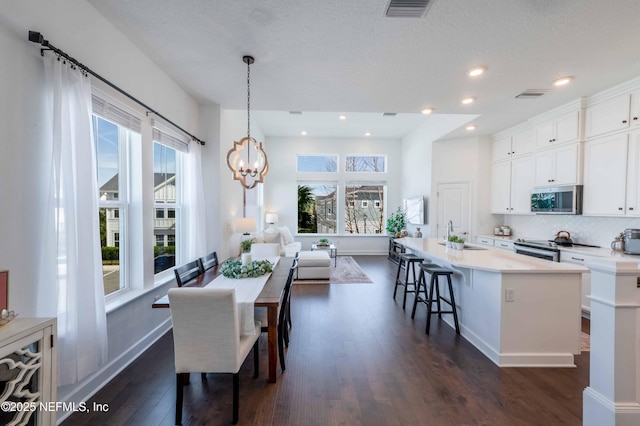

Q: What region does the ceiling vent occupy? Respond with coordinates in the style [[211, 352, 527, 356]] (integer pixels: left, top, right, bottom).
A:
[[515, 89, 549, 99], [383, 112, 397, 116], [289, 111, 302, 115], [385, 0, 433, 18]]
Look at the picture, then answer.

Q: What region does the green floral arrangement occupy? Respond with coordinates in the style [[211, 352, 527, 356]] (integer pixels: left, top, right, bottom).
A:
[[386, 207, 406, 234], [220, 259, 273, 279], [447, 235, 465, 243]]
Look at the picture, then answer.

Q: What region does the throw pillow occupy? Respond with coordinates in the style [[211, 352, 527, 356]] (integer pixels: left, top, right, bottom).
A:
[[263, 230, 281, 245], [277, 226, 295, 245]]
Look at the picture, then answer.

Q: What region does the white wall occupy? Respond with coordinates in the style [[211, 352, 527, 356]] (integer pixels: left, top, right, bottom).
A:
[[263, 136, 403, 255], [0, 2, 214, 419], [431, 136, 495, 239]]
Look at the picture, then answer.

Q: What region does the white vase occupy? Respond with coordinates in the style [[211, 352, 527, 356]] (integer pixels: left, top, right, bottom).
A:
[[241, 253, 252, 266]]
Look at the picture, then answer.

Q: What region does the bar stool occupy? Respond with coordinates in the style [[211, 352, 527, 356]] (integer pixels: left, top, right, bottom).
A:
[[411, 263, 460, 335], [393, 252, 424, 309]]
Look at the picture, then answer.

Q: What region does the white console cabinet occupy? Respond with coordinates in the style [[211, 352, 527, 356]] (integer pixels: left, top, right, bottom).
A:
[[0, 318, 57, 426]]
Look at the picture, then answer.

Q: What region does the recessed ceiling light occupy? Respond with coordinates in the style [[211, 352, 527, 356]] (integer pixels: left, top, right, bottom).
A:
[[468, 66, 486, 77], [461, 97, 476, 105], [338, 114, 347, 120], [365, 132, 371, 136], [421, 107, 434, 115], [301, 131, 307, 135], [466, 124, 476, 131], [552, 76, 573, 86]]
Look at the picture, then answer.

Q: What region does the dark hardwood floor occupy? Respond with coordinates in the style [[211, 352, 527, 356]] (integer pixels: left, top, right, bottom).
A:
[[62, 256, 590, 425]]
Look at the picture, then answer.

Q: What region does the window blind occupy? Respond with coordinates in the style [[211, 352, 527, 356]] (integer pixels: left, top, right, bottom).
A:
[[152, 127, 189, 153], [91, 94, 142, 133]]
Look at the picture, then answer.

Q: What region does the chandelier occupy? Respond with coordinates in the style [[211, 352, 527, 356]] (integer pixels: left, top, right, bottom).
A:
[[226, 55, 269, 189]]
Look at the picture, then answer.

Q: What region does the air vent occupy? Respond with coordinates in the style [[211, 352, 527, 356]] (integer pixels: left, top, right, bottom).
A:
[[383, 112, 397, 116], [515, 89, 549, 99], [385, 0, 433, 18], [289, 111, 302, 115]]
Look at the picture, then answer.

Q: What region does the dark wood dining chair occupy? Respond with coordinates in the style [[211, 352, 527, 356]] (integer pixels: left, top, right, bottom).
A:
[[174, 259, 203, 287], [256, 255, 298, 371], [200, 251, 219, 272]]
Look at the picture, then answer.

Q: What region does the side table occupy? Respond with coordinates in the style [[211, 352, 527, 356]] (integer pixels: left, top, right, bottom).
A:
[[311, 243, 337, 266]]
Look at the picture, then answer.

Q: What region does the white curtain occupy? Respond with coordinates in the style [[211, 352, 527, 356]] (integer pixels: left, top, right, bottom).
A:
[[38, 56, 108, 386], [184, 142, 207, 260]]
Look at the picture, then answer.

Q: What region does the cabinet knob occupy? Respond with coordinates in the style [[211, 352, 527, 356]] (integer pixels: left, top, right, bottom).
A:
[[634, 117, 638, 121], [623, 120, 627, 124], [619, 207, 624, 211], [629, 207, 635, 211]]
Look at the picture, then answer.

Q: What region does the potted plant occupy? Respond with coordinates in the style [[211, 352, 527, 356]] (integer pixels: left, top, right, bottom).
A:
[[447, 235, 465, 250], [386, 207, 406, 237], [240, 238, 254, 254], [317, 237, 330, 247]]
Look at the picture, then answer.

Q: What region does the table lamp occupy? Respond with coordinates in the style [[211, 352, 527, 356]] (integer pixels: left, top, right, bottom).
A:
[[235, 217, 257, 235], [265, 213, 279, 229]]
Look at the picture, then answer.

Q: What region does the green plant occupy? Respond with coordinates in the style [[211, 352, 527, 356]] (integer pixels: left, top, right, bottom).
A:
[[386, 207, 406, 234], [220, 259, 273, 279], [319, 238, 329, 243], [447, 235, 465, 243], [240, 238, 254, 253]]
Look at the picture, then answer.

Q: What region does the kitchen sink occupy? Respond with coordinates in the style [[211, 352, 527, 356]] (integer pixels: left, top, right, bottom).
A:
[[437, 242, 487, 250]]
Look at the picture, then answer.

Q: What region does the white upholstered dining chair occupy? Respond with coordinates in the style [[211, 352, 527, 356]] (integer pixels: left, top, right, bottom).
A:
[[168, 287, 261, 425]]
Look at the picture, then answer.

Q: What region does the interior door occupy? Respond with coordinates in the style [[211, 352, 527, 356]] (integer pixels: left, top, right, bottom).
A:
[[436, 182, 470, 240]]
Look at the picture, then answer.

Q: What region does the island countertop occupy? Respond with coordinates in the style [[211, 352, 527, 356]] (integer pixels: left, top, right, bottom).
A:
[[396, 237, 588, 274]]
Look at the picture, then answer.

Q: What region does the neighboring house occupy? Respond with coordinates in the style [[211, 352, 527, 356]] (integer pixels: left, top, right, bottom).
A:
[[99, 173, 176, 248]]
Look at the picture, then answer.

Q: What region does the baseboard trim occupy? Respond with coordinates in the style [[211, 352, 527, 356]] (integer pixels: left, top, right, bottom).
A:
[[56, 318, 173, 424]]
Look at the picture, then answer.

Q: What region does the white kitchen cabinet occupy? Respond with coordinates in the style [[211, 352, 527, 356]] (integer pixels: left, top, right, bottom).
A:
[[0, 318, 57, 426], [585, 90, 640, 138], [492, 128, 534, 162], [475, 236, 494, 247], [533, 143, 580, 186], [560, 251, 596, 315], [493, 239, 515, 251], [583, 131, 640, 216], [491, 156, 535, 214], [534, 110, 580, 150]]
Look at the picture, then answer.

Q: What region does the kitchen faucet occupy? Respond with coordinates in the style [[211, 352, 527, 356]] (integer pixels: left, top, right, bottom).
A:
[[446, 220, 454, 240]]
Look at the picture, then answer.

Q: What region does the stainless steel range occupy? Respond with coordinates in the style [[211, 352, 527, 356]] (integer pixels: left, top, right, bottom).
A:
[[513, 240, 561, 262]]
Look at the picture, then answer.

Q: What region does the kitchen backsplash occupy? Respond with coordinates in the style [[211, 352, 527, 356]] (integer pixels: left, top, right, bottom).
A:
[[502, 215, 640, 247]]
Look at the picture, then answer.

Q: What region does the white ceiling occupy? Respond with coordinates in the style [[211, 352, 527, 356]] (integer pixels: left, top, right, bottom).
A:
[[88, 0, 640, 140]]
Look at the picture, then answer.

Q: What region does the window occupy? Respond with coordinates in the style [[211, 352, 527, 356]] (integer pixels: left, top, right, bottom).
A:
[[297, 155, 338, 172], [345, 155, 386, 173], [94, 115, 135, 296], [345, 183, 386, 234], [297, 183, 338, 234], [153, 142, 180, 274]]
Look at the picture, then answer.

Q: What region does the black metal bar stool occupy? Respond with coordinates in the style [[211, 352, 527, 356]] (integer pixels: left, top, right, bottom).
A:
[[411, 263, 460, 335], [393, 252, 424, 309]]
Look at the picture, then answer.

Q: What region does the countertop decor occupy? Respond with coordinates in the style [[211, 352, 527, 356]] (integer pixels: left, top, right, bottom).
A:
[[220, 259, 273, 279]]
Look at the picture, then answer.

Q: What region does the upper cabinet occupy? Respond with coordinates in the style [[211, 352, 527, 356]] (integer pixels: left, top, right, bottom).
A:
[[585, 90, 640, 139], [534, 110, 581, 150], [582, 131, 640, 216], [534, 143, 580, 186], [492, 127, 534, 162]]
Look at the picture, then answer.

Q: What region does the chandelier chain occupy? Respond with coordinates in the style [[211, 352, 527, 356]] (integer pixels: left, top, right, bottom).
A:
[[247, 58, 251, 138]]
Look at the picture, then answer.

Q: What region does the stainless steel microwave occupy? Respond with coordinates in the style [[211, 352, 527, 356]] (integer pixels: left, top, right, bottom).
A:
[[531, 185, 583, 214]]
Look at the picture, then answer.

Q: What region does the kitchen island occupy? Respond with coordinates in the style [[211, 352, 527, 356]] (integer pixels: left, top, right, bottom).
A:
[[396, 237, 588, 367]]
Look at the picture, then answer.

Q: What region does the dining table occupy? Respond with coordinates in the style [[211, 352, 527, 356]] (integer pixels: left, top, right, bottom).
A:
[[153, 256, 291, 383]]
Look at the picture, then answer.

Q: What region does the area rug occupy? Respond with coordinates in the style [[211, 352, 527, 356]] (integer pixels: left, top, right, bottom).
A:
[[295, 256, 373, 284], [581, 332, 590, 352]]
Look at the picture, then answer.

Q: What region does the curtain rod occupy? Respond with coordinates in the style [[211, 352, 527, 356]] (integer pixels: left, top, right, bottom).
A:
[[28, 31, 206, 146]]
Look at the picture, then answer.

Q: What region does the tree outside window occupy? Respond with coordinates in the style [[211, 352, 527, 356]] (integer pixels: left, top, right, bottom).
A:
[[298, 184, 338, 234], [345, 184, 385, 234]]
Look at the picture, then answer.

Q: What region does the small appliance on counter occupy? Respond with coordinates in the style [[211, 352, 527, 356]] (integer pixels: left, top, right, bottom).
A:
[[611, 232, 625, 251], [623, 229, 640, 254]]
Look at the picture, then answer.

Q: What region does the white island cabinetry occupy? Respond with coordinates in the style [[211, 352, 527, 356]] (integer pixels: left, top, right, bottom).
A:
[[398, 238, 585, 368]]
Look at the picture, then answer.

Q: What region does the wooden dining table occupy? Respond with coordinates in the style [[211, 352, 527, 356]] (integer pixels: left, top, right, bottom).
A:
[[153, 257, 291, 383]]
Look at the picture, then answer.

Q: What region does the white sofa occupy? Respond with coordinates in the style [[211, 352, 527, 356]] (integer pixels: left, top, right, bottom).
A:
[[252, 226, 301, 257]]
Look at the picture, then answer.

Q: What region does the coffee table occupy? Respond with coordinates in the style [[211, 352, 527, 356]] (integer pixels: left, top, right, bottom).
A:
[[311, 243, 337, 266]]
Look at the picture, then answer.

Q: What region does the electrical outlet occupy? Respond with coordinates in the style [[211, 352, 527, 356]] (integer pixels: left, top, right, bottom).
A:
[[505, 288, 515, 302]]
